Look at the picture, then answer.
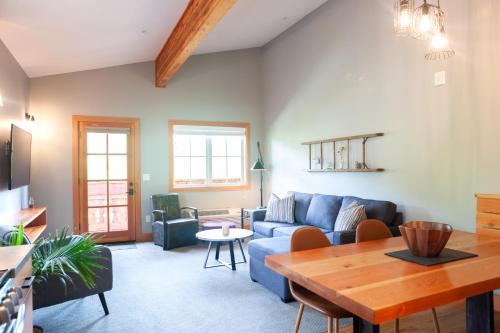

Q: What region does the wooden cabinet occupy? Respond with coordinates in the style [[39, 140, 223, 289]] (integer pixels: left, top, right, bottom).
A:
[[475, 194, 500, 237]]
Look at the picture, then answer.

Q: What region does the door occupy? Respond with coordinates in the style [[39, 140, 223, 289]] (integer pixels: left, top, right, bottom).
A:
[[75, 118, 140, 243]]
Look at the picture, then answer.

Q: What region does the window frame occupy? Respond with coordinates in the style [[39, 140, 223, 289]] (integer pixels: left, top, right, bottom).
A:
[[168, 120, 250, 192]]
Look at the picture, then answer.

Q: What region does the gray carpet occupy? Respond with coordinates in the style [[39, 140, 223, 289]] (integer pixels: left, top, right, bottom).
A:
[[34, 242, 349, 333]]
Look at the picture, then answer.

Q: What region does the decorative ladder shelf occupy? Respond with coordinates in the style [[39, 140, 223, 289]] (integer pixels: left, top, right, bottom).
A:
[[301, 132, 384, 172]]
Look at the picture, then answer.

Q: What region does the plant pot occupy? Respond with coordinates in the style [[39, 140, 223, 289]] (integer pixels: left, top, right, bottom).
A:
[[399, 221, 453, 257]]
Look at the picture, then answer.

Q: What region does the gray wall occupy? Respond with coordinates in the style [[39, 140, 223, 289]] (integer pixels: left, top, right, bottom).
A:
[[261, 0, 500, 231], [29, 49, 264, 234], [0, 40, 30, 219]]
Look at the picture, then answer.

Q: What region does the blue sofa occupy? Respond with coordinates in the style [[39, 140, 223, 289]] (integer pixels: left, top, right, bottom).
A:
[[248, 192, 402, 302]]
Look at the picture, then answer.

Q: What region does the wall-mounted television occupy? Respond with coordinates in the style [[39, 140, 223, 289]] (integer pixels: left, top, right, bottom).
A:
[[9, 124, 32, 190]]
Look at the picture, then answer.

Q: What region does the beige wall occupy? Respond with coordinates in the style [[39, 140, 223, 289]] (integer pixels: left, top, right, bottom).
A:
[[0, 40, 30, 219], [29, 49, 264, 234], [261, 0, 500, 232]]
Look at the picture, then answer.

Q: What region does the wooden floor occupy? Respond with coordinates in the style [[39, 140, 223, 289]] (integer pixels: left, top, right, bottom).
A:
[[339, 299, 500, 332]]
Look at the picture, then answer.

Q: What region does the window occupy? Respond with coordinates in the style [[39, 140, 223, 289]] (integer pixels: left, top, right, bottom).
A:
[[169, 120, 249, 191]]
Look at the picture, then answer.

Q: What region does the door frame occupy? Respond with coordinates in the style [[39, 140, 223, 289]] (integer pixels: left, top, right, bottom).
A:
[[72, 115, 146, 242]]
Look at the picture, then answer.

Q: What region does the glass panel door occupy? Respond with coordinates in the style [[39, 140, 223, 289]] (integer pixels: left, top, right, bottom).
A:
[[79, 124, 135, 242]]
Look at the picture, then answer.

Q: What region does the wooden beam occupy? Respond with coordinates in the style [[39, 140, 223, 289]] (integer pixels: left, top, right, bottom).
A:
[[155, 0, 236, 87]]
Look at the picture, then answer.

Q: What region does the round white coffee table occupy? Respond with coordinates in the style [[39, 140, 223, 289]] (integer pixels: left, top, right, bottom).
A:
[[196, 228, 254, 270]]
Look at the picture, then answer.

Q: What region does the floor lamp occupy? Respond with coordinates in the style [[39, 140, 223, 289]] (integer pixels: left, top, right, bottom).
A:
[[251, 141, 266, 208]]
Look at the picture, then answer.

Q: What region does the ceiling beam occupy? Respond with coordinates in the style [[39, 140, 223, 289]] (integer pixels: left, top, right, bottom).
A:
[[155, 0, 236, 87]]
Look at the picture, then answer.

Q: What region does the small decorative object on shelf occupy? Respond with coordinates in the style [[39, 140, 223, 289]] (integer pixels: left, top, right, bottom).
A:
[[302, 133, 384, 172], [28, 196, 35, 208]]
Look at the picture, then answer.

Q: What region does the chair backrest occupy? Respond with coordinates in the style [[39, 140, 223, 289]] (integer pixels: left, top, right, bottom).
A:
[[151, 194, 181, 220], [356, 219, 392, 243], [290, 226, 331, 252]]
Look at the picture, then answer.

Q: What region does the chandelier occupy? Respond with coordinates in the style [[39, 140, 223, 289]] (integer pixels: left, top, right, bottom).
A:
[[394, 0, 455, 60]]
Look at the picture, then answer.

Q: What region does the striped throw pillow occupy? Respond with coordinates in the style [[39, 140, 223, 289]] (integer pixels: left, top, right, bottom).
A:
[[264, 193, 295, 224], [334, 201, 367, 231]]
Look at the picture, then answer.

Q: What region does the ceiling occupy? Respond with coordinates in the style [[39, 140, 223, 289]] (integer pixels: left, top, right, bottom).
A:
[[0, 0, 327, 78]]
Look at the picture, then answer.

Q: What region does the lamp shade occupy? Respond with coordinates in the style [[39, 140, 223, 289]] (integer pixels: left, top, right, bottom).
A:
[[251, 159, 265, 170], [251, 141, 266, 170]]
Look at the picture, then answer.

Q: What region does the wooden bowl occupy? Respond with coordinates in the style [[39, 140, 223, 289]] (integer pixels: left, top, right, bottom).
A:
[[399, 221, 453, 257]]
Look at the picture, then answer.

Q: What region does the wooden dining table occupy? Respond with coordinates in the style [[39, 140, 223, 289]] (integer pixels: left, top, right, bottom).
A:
[[265, 230, 500, 333]]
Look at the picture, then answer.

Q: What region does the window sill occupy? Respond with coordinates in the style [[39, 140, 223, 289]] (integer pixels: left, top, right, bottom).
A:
[[169, 184, 250, 192]]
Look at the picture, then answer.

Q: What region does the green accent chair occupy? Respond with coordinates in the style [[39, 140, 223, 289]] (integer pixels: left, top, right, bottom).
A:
[[151, 194, 199, 250]]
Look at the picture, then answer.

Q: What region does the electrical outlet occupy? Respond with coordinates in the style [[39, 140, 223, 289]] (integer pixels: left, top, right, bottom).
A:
[[434, 71, 446, 86], [145, 214, 151, 223]]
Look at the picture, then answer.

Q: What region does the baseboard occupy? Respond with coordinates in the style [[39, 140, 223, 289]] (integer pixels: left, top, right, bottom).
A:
[[136, 233, 153, 242]]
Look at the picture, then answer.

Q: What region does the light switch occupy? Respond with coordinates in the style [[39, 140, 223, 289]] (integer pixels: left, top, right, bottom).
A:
[[145, 214, 151, 223], [142, 174, 151, 181], [434, 71, 446, 86]]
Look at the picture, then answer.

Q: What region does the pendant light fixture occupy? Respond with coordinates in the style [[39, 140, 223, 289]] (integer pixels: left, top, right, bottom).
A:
[[411, 0, 443, 40], [425, 25, 455, 60], [394, 0, 414, 37]]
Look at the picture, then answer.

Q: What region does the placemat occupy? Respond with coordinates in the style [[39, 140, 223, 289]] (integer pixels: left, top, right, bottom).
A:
[[385, 248, 477, 266]]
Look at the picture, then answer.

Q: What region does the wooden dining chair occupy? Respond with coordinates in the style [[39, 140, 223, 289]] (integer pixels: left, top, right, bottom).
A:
[[289, 227, 352, 333], [356, 219, 441, 333]]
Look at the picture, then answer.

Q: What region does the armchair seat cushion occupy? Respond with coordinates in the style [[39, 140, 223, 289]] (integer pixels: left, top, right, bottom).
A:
[[253, 221, 290, 237]]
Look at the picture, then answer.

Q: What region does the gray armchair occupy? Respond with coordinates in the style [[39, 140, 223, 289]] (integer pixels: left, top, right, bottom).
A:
[[151, 193, 199, 250], [33, 245, 113, 315]]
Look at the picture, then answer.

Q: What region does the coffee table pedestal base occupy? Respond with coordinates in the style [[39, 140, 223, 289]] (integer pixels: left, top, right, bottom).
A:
[[203, 239, 246, 271]]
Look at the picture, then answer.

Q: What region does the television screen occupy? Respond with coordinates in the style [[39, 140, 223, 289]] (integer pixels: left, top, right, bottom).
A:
[[9, 124, 32, 190]]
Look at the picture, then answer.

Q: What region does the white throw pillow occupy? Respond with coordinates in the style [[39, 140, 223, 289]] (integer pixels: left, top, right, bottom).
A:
[[264, 193, 295, 224], [334, 201, 367, 231]]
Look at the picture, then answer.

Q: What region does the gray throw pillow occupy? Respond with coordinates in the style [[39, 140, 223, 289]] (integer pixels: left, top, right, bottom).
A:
[[264, 193, 295, 224], [334, 201, 367, 231]]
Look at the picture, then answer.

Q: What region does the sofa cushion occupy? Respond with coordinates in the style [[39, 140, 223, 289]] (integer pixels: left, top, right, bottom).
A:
[[265, 193, 295, 224], [334, 201, 367, 231], [304, 194, 343, 230], [341, 196, 397, 226], [287, 192, 313, 224], [248, 237, 291, 263], [253, 221, 290, 237], [273, 225, 329, 238]]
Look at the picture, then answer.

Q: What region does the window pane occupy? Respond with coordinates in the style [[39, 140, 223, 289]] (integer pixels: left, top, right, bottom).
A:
[[174, 157, 190, 182], [227, 157, 242, 180], [191, 157, 206, 183], [87, 155, 107, 180], [109, 206, 128, 231], [108, 133, 127, 154], [88, 207, 107, 233], [108, 155, 127, 180], [227, 136, 242, 156], [174, 135, 190, 156], [87, 132, 107, 154], [190, 135, 206, 156], [211, 136, 226, 156], [211, 157, 227, 181], [109, 181, 128, 205], [88, 181, 107, 207]]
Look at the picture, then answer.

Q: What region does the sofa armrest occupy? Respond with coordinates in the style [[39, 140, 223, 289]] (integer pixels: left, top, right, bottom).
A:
[[331, 230, 357, 245], [249, 209, 267, 231]]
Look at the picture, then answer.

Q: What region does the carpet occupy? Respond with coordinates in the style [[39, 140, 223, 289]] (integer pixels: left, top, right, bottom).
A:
[[34, 242, 350, 333]]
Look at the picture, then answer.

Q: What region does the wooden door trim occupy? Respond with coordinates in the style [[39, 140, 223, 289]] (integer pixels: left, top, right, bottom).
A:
[[72, 115, 146, 242]]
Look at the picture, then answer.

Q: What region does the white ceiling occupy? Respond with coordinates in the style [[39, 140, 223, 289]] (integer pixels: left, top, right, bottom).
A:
[[0, 0, 327, 78]]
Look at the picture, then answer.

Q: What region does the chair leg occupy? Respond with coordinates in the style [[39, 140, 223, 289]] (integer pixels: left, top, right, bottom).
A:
[[431, 308, 440, 333], [394, 318, 399, 333], [335, 318, 340, 333], [327, 316, 333, 333], [294, 303, 304, 333], [98, 292, 109, 315]]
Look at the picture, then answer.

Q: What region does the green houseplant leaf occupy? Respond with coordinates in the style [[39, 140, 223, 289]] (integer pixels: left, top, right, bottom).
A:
[[32, 226, 105, 289]]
